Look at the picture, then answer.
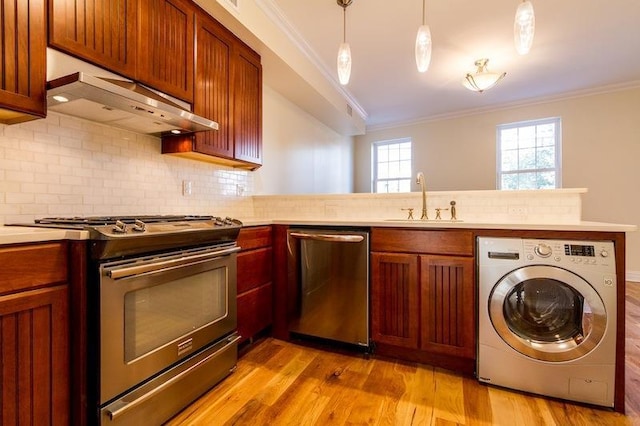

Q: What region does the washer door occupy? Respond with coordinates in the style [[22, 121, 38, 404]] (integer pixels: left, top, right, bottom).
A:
[[489, 265, 607, 362]]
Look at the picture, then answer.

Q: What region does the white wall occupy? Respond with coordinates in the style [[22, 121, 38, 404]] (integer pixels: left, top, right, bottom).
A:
[[354, 87, 640, 274], [254, 85, 354, 194]]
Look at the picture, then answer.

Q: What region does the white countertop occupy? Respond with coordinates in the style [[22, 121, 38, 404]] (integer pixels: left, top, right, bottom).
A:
[[0, 220, 635, 246], [0, 226, 89, 245], [240, 218, 637, 232]]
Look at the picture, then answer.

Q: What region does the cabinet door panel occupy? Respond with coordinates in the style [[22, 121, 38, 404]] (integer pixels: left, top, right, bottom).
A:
[[49, 0, 137, 76], [0, 0, 46, 122], [237, 283, 272, 343], [0, 285, 69, 425], [371, 253, 419, 348], [420, 255, 475, 358], [233, 47, 262, 165], [138, 0, 194, 102], [193, 14, 233, 157]]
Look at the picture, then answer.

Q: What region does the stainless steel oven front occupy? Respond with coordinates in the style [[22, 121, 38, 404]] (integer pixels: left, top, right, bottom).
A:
[[98, 243, 240, 424]]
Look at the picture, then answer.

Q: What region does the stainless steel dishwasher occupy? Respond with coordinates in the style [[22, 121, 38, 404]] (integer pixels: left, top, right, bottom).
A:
[[287, 228, 370, 348]]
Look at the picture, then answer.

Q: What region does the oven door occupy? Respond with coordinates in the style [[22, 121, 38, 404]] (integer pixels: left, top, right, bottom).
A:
[[99, 244, 239, 404]]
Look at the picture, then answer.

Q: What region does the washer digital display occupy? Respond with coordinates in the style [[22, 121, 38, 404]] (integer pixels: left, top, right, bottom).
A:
[[564, 244, 595, 257]]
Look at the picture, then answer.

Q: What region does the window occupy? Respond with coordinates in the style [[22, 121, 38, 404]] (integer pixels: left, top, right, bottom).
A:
[[497, 117, 562, 190], [372, 138, 412, 193]]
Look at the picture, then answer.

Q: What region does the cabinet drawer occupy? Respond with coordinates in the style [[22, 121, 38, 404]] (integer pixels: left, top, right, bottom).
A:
[[0, 243, 68, 294], [237, 247, 272, 294], [237, 226, 272, 251], [371, 228, 473, 256]]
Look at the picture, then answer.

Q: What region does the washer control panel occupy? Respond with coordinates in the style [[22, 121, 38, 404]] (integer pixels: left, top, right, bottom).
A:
[[522, 239, 615, 268]]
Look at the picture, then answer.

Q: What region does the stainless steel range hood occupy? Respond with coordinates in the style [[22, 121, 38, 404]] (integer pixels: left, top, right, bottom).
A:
[[46, 72, 218, 137]]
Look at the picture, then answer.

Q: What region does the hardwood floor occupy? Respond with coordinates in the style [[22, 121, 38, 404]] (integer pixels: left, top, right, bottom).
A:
[[167, 283, 640, 426]]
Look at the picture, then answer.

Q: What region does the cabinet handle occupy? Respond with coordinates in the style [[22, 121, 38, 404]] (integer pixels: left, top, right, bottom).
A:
[[289, 232, 364, 243]]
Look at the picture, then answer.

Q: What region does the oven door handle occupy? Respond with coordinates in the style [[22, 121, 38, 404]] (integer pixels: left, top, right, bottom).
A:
[[105, 334, 242, 421], [107, 246, 240, 280], [288, 232, 364, 243]]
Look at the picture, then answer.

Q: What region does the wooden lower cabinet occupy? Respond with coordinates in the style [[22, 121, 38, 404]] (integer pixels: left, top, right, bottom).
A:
[[237, 283, 272, 342], [370, 253, 419, 349], [0, 242, 70, 425], [237, 226, 273, 343], [420, 255, 475, 359], [370, 228, 475, 374]]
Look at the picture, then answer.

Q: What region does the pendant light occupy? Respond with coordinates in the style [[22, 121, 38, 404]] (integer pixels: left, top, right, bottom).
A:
[[462, 59, 506, 92], [415, 0, 432, 73], [514, 0, 535, 55], [337, 0, 353, 85]]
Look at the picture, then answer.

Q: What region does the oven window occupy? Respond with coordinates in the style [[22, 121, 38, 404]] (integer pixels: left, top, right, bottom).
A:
[[124, 267, 227, 362], [503, 278, 585, 343]]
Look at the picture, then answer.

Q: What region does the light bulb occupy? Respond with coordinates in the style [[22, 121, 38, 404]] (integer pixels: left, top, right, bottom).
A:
[[415, 25, 432, 73], [337, 42, 352, 85], [514, 1, 535, 55]]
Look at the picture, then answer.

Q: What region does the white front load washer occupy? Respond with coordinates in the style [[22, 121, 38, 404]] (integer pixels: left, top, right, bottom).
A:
[[477, 237, 617, 407]]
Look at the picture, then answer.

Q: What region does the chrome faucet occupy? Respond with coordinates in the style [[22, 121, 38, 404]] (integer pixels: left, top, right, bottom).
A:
[[416, 172, 428, 220]]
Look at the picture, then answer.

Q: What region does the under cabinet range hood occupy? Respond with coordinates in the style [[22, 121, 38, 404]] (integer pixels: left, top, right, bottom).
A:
[[46, 72, 218, 136]]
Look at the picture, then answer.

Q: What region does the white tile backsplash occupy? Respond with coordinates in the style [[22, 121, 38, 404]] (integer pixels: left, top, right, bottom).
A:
[[0, 113, 255, 224], [251, 189, 584, 224]]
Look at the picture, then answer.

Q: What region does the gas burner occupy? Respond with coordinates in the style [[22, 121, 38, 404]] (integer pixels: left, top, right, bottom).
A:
[[35, 215, 215, 226], [24, 214, 243, 260]]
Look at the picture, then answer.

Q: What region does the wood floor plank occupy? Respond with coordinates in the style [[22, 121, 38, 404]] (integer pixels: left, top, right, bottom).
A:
[[462, 375, 492, 426], [488, 386, 553, 426], [313, 352, 376, 424], [167, 281, 640, 425], [395, 363, 436, 426], [431, 368, 466, 424]]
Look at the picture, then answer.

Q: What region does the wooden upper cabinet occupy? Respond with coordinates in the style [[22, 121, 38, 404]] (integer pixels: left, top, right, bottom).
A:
[[161, 9, 262, 170], [137, 0, 194, 102], [49, 0, 137, 77], [233, 44, 262, 166], [192, 13, 233, 158], [0, 0, 46, 124]]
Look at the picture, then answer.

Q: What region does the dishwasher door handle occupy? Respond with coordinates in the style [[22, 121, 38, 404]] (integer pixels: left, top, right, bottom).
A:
[[289, 232, 364, 243]]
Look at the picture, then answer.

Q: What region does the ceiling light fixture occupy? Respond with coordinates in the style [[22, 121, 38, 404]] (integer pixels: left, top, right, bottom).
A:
[[462, 59, 506, 92], [415, 0, 432, 73], [336, 0, 353, 85], [514, 0, 535, 55]]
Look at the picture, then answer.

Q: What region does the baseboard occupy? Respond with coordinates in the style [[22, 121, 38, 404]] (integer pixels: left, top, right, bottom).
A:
[[626, 271, 640, 282]]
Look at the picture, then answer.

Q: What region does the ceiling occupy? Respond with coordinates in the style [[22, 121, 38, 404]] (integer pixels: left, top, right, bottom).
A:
[[271, 0, 640, 129]]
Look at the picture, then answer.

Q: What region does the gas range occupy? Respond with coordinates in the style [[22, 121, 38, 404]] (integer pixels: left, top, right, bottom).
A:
[[19, 214, 243, 260]]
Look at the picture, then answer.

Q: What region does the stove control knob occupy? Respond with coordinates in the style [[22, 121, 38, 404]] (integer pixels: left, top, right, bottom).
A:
[[113, 220, 127, 234], [534, 243, 552, 258], [600, 249, 609, 258], [132, 219, 146, 232]]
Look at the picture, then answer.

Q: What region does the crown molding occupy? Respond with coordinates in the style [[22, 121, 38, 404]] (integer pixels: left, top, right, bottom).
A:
[[255, 0, 368, 120], [366, 80, 640, 132]]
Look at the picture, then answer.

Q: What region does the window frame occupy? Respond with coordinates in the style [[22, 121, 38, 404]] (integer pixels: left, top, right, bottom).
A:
[[372, 137, 412, 193], [496, 117, 562, 190]]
